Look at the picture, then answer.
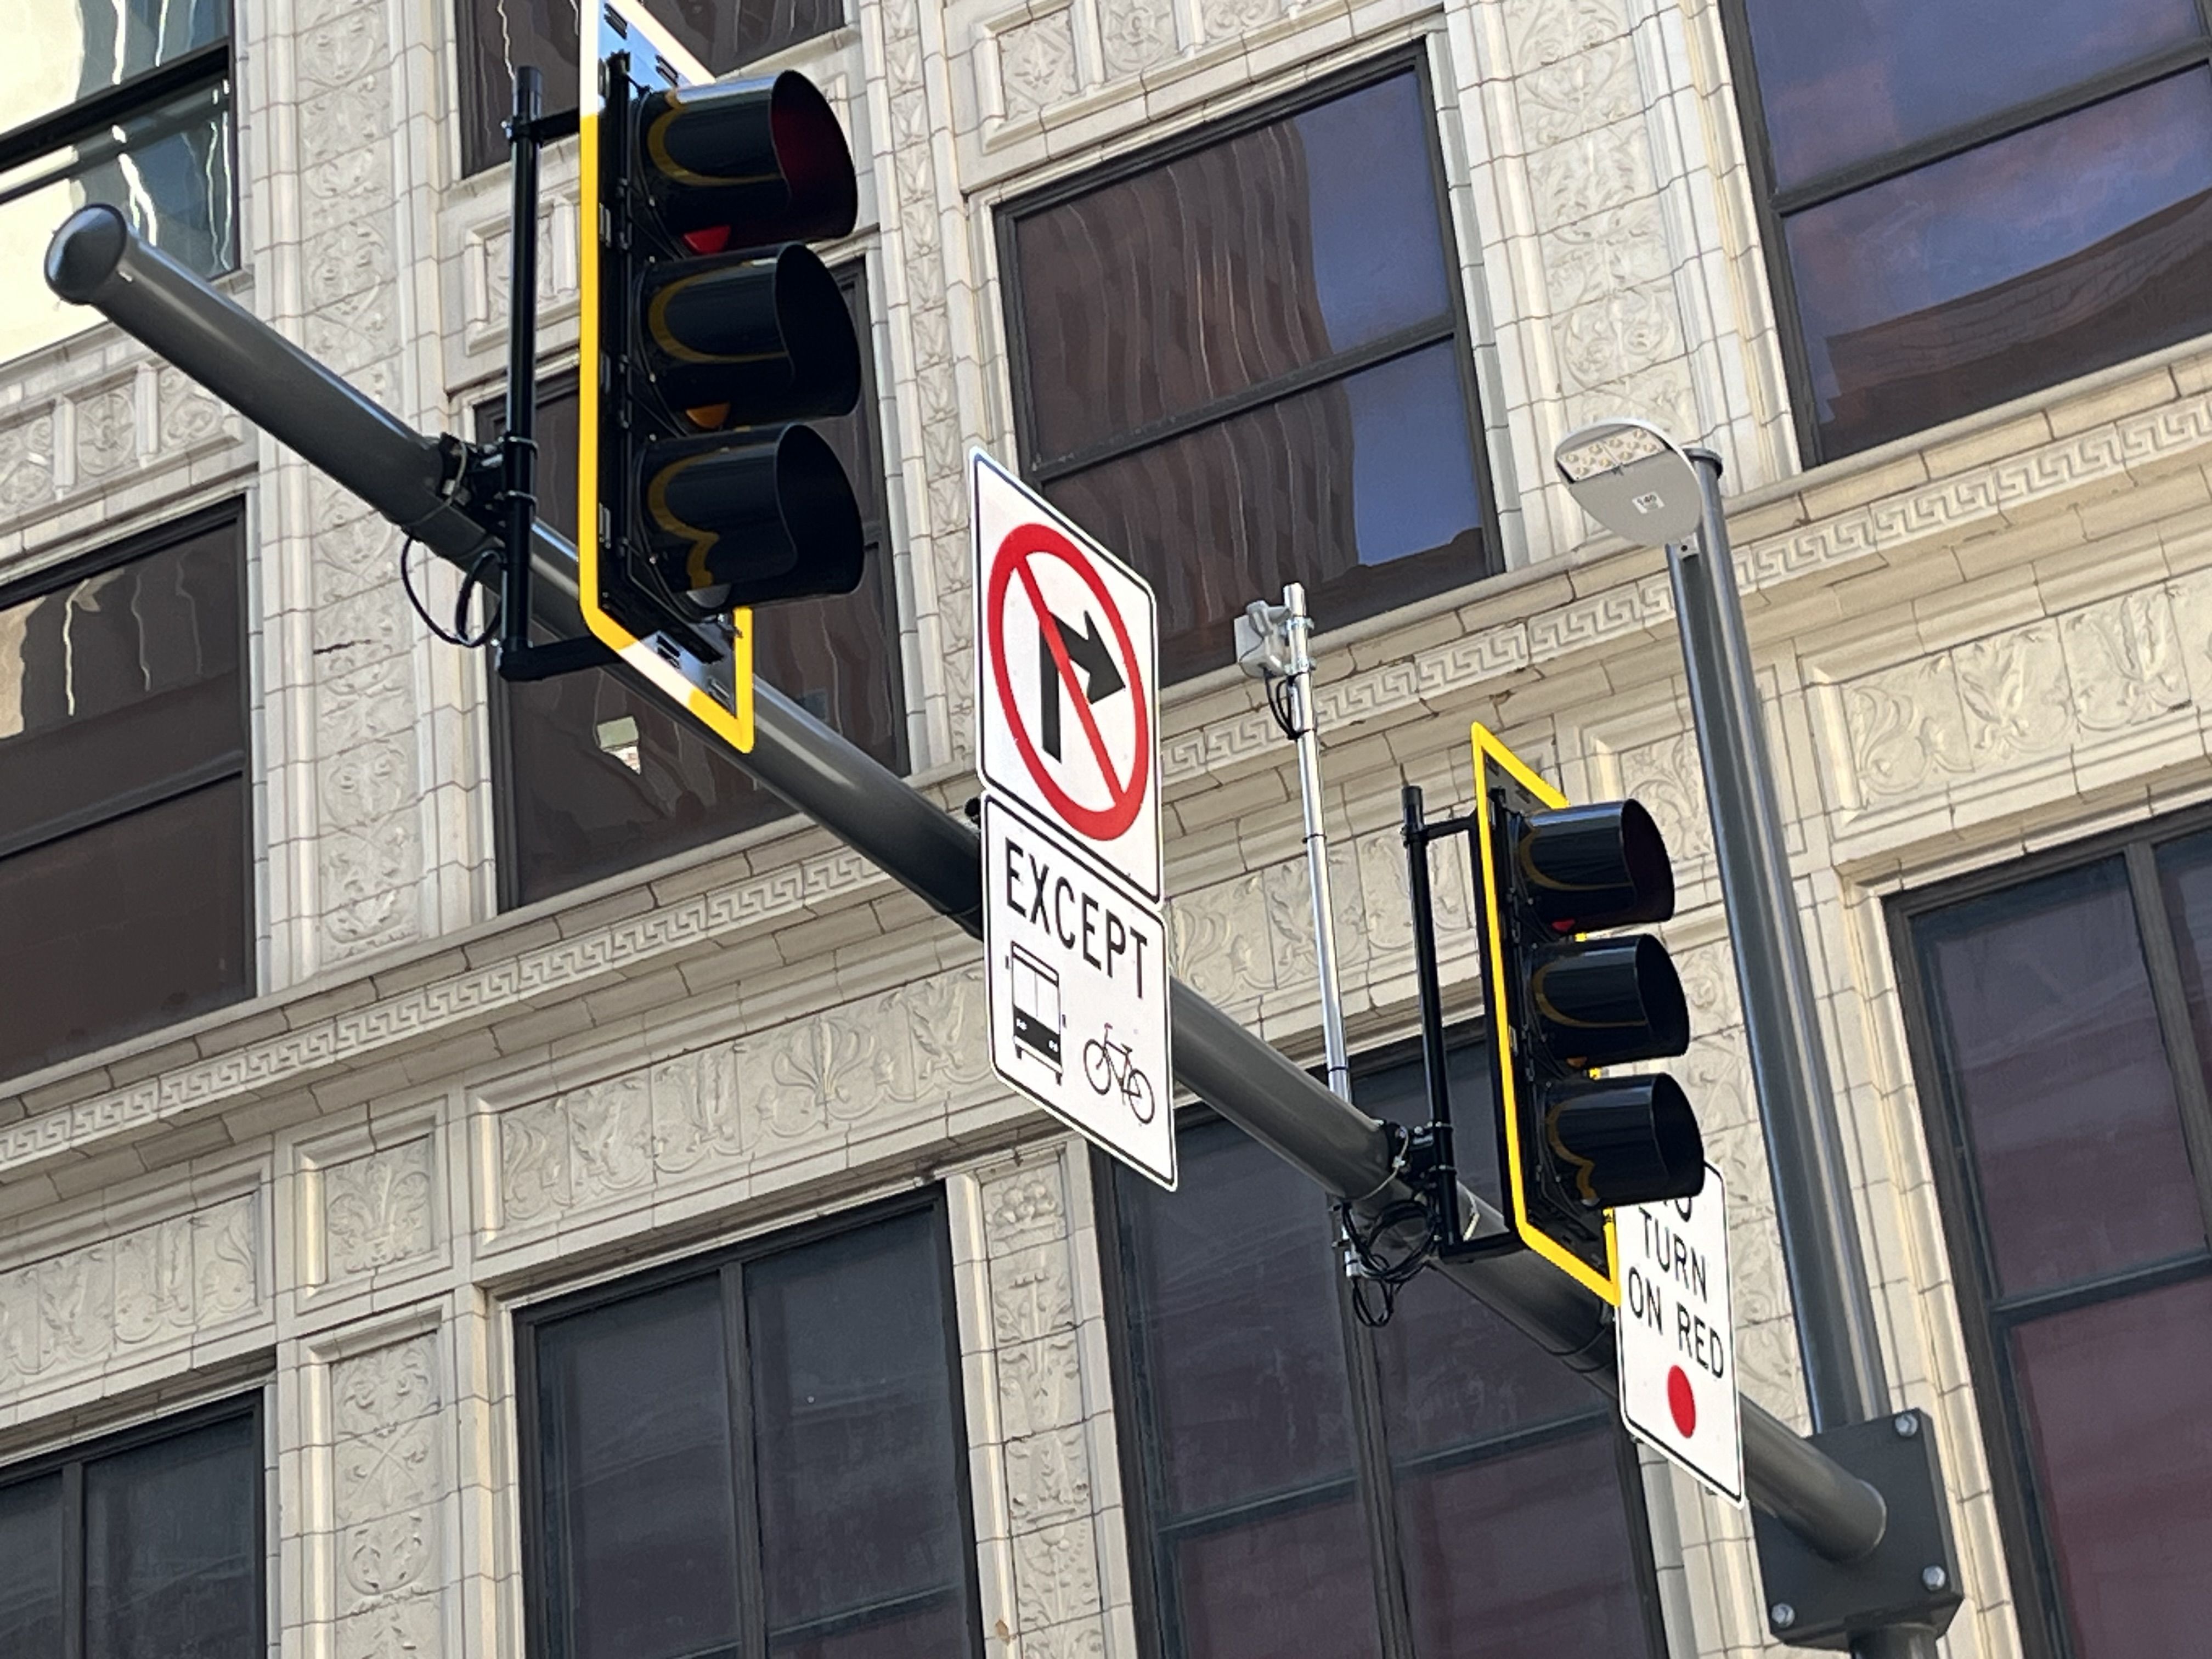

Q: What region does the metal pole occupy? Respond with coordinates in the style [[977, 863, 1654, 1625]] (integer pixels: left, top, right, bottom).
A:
[[498, 66, 544, 664], [1673, 452, 1929, 1657], [1283, 583, 1352, 1101], [47, 210, 1890, 1571], [1671, 449, 1889, 1432]]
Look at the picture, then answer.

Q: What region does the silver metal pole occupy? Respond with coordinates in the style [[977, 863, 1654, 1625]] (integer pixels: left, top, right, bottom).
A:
[[1282, 583, 1351, 1101], [47, 208, 1888, 1570], [1671, 448, 1889, 1431], [1673, 452, 1929, 1658]]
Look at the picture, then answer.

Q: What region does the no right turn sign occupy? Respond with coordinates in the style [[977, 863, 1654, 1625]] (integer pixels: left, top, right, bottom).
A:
[[1617, 1165, 1743, 1503]]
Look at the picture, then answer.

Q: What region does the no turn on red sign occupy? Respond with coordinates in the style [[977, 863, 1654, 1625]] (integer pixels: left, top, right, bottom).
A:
[[973, 452, 1173, 1188], [1617, 1165, 1743, 1504]]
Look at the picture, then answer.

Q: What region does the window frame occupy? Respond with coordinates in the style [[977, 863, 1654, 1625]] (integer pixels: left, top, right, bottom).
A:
[[1716, 0, 2212, 466], [512, 1187, 987, 1659], [1888, 808, 2212, 1659], [993, 46, 1502, 671], [0, 1390, 267, 1659], [0, 499, 256, 1079], [1093, 1025, 1670, 1659]]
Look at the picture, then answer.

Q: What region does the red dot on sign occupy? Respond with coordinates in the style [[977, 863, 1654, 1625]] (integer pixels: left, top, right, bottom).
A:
[[1667, 1365, 1697, 1437]]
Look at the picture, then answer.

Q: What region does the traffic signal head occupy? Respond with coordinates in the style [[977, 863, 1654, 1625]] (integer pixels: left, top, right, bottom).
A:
[[1470, 725, 1705, 1300], [577, 3, 872, 751]]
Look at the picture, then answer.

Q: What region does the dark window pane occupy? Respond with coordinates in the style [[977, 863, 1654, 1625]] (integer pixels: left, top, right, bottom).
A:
[[1746, 0, 2199, 190], [0, 1473, 62, 1659], [456, 0, 843, 176], [1121, 1119, 1361, 1515], [0, 86, 234, 364], [747, 1212, 969, 1655], [1914, 857, 2204, 1297], [537, 1274, 744, 1659], [83, 1412, 259, 1659], [1373, 1272, 1598, 1463], [5, 0, 227, 125], [0, 522, 244, 848], [1013, 72, 1453, 462], [1047, 342, 1482, 683], [1785, 71, 2212, 458], [1396, 1430, 1652, 1659], [455, 0, 578, 177], [2153, 826, 2212, 1103], [0, 778, 249, 1082], [493, 274, 901, 907], [1171, 1499, 1383, 1659], [2011, 1274, 2212, 1658]]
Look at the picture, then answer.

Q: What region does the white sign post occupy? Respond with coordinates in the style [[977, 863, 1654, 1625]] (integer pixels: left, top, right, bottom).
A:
[[973, 452, 1174, 1188], [1617, 1165, 1743, 1503]]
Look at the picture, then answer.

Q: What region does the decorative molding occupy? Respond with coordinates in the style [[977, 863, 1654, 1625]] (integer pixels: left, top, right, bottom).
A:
[[492, 962, 997, 1233], [0, 1194, 259, 1396], [0, 843, 883, 1181], [321, 1136, 438, 1280], [974, 1152, 1109, 1654], [994, 9, 1081, 122], [1828, 579, 2198, 822], [0, 366, 240, 555], [879, 0, 978, 758], [291, 0, 423, 963], [326, 1331, 446, 1650]]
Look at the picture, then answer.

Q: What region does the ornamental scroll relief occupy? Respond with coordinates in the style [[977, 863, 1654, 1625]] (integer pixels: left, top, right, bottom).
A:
[[974, 1150, 1110, 1658], [1831, 575, 2205, 822], [325, 1331, 447, 1656], [0, 1193, 259, 1396]]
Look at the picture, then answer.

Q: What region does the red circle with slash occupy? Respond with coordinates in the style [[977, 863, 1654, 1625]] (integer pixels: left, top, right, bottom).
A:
[[986, 524, 1149, 842]]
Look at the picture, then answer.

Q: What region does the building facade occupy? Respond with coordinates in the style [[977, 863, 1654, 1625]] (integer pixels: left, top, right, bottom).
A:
[[1, 0, 2209, 1657]]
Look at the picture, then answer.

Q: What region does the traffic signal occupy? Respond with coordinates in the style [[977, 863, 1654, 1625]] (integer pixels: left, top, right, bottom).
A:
[[1469, 723, 1704, 1301], [578, 0, 868, 751]]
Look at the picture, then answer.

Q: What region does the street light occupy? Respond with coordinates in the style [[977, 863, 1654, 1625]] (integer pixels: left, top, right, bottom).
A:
[[1553, 422, 1954, 1656]]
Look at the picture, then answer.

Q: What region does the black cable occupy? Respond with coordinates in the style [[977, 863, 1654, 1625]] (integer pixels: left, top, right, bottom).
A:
[[400, 534, 501, 648], [1336, 1198, 1436, 1328], [1267, 672, 1300, 741]]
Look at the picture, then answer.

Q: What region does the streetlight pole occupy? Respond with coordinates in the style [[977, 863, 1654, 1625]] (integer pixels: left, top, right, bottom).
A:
[[1556, 421, 1938, 1659]]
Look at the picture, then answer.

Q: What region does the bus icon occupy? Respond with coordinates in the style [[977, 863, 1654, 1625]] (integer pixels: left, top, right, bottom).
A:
[[1006, 944, 1064, 1077]]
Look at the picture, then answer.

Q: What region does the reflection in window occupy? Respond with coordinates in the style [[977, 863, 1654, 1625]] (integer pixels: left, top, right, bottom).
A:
[[454, 0, 845, 176], [488, 266, 903, 908], [1109, 1046, 1666, 1659], [0, 508, 251, 1084], [524, 1203, 981, 1659], [0, 0, 233, 362], [0, 1402, 262, 1659], [1728, 2, 2212, 459], [1903, 828, 2212, 1657], [1003, 65, 1491, 684]]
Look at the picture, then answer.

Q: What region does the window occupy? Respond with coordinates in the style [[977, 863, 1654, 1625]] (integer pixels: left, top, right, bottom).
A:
[[0, 1397, 264, 1659], [518, 1199, 983, 1659], [1895, 818, 2212, 1659], [1000, 59, 1494, 686], [455, 0, 846, 176], [1724, 1, 2212, 461], [1102, 1041, 1667, 1659], [0, 506, 251, 1085], [0, 0, 233, 363], [487, 267, 904, 909]]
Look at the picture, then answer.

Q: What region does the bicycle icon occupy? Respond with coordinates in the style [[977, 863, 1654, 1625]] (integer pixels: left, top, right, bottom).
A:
[[1082, 1024, 1156, 1123]]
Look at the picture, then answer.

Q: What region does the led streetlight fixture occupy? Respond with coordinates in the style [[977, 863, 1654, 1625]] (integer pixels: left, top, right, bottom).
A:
[[1553, 417, 1703, 545]]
